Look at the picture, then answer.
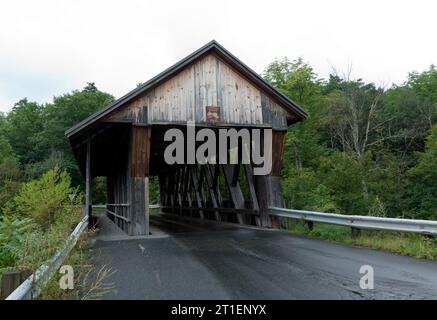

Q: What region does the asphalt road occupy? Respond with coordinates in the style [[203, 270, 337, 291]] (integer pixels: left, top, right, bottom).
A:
[[92, 214, 437, 299]]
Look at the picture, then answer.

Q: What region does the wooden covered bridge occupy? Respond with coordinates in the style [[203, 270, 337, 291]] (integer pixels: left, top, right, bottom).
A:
[[65, 41, 307, 236]]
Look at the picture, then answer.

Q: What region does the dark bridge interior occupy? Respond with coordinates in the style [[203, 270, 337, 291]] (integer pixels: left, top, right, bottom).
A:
[[69, 122, 287, 235]]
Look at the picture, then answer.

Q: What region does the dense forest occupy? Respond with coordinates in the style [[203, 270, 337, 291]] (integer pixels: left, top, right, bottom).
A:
[[0, 60, 436, 221]]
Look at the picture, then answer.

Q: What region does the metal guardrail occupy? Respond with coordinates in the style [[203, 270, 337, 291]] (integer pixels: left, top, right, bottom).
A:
[[5, 204, 161, 300], [6, 215, 88, 300], [268, 207, 437, 236], [92, 204, 160, 209]]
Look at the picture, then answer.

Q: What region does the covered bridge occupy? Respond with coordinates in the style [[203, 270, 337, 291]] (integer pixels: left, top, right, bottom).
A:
[[65, 40, 307, 236]]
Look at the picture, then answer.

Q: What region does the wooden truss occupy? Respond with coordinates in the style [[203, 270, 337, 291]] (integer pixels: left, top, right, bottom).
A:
[[159, 163, 263, 226]]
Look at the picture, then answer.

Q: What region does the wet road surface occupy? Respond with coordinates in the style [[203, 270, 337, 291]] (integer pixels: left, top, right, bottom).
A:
[[92, 213, 437, 299]]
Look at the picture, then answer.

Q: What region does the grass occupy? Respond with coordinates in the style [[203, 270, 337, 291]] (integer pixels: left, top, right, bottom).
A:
[[39, 229, 116, 300], [285, 219, 437, 260]]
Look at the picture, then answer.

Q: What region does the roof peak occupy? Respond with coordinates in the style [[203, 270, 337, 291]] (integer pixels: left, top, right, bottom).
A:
[[66, 40, 307, 138]]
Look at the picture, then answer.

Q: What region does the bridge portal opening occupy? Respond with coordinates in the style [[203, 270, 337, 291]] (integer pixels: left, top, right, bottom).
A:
[[66, 41, 307, 235]]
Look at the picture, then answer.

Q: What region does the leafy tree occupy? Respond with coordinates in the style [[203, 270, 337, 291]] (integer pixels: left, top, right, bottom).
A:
[[0, 137, 22, 211], [5, 99, 44, 164], [24, 150, 73, 181], [382, 86, 436, 155], [34, 84, 114, 184], [407, 125, 437, 219], [83, 82, 98, 93], [92, 176, 107, 204], [407, 65, 437, 103], [322, 80, 385, 158], [36, 84, 114, 157], [264, 57, 321, 107], [262, 57, 437, 219], [368, 196, 387, 217]]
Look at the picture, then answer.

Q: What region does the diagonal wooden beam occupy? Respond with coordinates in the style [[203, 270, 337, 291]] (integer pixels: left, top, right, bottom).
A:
[[204, 164, 221, 222], [209, 164, 222, 207], [243, 164, 260, 226], [190, 165, 205, 219], [222, 164, 245, 224], [231, 163, 240, 186]]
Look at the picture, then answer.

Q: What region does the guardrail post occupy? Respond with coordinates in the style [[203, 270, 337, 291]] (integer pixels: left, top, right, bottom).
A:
[[306, 221, 314, 231], [351, 227, 361, 239], [0, 270, 30, 300]]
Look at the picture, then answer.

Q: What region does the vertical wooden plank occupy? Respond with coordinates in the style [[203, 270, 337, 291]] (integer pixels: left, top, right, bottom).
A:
[[189, 65, 196, 122], [131, 177, 146, 235], [0, 272, 21, 299], [144, 176, 150, 235], [216, 58, 223, 122], [194, 60, 204, 122], [85, 139, 92, 223], [271, 131, 287, 176], [125, 147, 131, 233], [106, 174, 113, 222], [131, 126, 151, 177], [207, 55, 218, 108], [254, 89, 262, 125]]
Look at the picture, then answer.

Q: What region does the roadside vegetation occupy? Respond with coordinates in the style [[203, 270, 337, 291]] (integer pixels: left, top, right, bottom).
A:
[[285, 220, 437, 260], [263, 61, 437, 221], [38, 229, 115, 300], [0, 167, 114, 299], [0, 168, 83, 296]]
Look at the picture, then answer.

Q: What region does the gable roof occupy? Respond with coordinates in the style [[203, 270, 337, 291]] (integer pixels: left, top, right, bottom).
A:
[[65, 40, 308, 138]]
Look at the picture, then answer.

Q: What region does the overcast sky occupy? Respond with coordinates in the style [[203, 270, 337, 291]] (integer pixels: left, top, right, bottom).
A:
[[0, 0, 436, 112]]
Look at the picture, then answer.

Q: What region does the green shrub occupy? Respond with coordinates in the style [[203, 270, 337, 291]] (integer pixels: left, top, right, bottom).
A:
[[0, 216, 36, 269], [4, 167, 82, 228]]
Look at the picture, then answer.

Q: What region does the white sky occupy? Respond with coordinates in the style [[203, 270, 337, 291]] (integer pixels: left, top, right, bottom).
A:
[[0, 0, 436, 112]]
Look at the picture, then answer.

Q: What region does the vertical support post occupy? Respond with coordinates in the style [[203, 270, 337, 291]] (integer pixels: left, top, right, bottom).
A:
[[130, 125, 151, 236], [85, 139, 92, 227], [254, 130, 287, 228]]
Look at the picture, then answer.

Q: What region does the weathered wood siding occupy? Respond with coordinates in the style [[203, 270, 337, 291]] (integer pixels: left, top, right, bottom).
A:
[[103, 53, 290, 129]]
